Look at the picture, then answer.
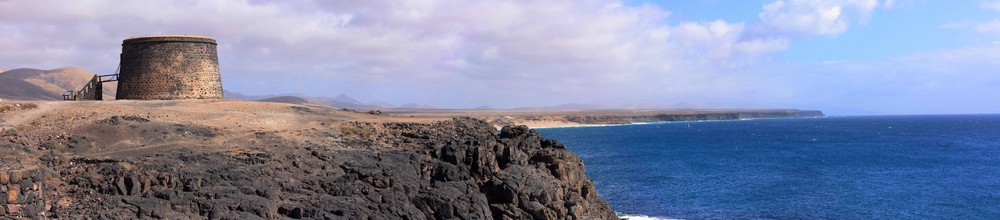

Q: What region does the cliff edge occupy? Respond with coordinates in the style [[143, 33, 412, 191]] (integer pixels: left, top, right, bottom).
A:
[[0, 100, 617, 219]]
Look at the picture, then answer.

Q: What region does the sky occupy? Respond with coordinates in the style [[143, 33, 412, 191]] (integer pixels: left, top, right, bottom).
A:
[[1, 0, 999, 115]]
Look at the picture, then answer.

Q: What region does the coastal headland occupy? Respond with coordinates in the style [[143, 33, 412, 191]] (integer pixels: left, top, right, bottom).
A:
[[0, 99, 821, 218], [0, 100, 625, 219], [381, 108, 824, 129]]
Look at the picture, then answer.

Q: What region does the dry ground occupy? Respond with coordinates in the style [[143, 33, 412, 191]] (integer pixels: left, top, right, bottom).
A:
[[0, 99, 619, 219]]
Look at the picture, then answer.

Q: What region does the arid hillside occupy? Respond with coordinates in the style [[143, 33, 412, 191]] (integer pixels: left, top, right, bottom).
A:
[[256, 95, 316, 105], [0, 75, 56, 100], [0, 67, 117, 100]]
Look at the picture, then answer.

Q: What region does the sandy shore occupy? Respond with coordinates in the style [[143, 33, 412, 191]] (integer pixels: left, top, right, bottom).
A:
[[513, 120, 586, 129], [378, 108, 821, 129], [1, 99, 820, 131]]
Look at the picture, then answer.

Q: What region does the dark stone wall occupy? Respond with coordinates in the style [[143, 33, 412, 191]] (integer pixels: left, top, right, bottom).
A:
[[0, 143, 49, 218], [0, 167, 47, 217], [116, 36, 223, 100]]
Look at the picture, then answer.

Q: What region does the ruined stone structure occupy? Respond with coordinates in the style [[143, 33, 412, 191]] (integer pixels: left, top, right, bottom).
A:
[[0, 158, 47, 217], [115, 35, 223, 100]]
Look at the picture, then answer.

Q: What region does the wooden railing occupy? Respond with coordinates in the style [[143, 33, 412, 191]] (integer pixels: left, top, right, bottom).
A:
[[66, 74, 118, 101]]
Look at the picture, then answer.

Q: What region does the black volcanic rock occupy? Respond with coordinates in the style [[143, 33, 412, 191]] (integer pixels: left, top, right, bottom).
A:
[[39, 117, 617, 219]]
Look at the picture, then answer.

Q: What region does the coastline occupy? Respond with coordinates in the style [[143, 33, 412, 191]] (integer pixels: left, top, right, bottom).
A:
[[524, 117, 817, 129], [379, 108, 826, 130]]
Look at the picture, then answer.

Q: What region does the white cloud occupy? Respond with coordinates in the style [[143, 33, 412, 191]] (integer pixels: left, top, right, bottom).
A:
[[782, 44, 1000, 114], [949, 1, 1000, 34], [0, 0, 795, 106], [8, 0, 992, 114], [974, 20, 1000, 34], [975, 1, 1000, 34], [983, 0, 1000, 12], [753, 0, 878, 36], [883, 0, 896, 9], [735, 38, 790, 55]]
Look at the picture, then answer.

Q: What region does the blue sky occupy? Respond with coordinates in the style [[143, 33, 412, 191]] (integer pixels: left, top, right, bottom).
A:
[[638, 0, 995, 61], [1, 0, 999, 115]]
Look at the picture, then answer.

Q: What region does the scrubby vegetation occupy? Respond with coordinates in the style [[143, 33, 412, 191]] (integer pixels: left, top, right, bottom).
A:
[[0, 103, 38, 113]]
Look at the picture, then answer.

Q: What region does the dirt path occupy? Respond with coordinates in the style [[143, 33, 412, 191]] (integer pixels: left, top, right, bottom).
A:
[[0, 101, 69, 130]]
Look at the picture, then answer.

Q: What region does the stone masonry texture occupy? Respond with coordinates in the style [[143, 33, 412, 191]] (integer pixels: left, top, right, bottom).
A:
[[115, 36, 223, 100]]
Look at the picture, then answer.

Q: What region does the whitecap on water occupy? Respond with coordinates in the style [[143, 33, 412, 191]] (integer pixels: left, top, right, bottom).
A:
[[619, 214, 677, 220]]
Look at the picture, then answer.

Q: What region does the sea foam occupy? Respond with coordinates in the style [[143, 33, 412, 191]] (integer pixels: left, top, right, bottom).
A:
[[619, 214, 675, 220]]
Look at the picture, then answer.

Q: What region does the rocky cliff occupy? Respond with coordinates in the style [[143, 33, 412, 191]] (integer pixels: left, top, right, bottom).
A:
[[2, 106, 618, 219], [794, 110, 825, 118]]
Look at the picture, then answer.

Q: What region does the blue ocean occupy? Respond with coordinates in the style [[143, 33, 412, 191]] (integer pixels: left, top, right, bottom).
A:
[[536, 115, 1000, 219]]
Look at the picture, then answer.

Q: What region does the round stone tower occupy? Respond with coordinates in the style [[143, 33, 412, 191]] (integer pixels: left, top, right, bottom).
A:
[[115, 35, 223, 100]]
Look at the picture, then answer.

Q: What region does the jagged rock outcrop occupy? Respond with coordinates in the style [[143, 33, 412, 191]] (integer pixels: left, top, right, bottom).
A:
[[376, 118, 617, 219], [15, 117, 617, 219]]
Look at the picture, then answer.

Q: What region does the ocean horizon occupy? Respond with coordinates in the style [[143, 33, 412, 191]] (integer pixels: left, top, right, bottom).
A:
[[538, 114, 1000, 219]]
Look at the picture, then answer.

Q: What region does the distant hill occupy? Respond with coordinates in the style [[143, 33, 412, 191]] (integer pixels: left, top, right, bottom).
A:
[[307, 94, 399, 109], [223, 91, 390, 109], [318, 100, 378, 109], [223, 90, 313, 101], [256, 96, 311, 105], [329, 94, 362, 105], [223, 90, 267, 100], [0, 67, 116, 100], [0, 75, 59, 100]]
